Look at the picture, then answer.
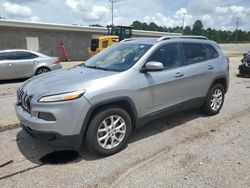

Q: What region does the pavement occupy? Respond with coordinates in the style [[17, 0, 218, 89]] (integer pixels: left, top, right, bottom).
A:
[[0, 57, 249, 187], [0, 43, 250, 187]]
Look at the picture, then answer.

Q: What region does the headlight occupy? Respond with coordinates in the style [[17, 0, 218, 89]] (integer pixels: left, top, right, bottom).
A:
[[38, 90, 85, 102]]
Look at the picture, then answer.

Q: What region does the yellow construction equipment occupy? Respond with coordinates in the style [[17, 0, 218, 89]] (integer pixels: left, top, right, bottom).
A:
[[88, 25, 132, 56]]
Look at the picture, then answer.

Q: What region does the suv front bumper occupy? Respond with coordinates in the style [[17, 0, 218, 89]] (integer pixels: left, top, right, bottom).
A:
[[15, 97, 92, 150], [21, 123, 82, 150]]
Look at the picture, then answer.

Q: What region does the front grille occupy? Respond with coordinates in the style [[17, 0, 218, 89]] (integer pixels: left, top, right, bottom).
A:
[[18, 90, 33, 113]]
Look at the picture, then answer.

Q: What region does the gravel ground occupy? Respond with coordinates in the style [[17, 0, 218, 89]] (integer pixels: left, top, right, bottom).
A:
[[0, 56, 249, 187], [0, 45, 250, 187], [1, 43, 250, 129]]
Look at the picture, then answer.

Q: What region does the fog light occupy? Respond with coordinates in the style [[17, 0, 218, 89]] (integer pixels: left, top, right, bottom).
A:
[[38, 112, 56, 121]]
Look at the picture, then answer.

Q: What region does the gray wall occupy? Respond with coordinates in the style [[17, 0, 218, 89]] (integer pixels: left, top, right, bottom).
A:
[[0, 26, 92, 61]]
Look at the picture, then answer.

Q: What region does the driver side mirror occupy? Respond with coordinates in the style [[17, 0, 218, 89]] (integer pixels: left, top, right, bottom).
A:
[[141, 61, 164, 72]]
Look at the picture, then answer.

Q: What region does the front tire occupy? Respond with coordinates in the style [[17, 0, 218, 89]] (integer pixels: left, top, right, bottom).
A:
[[202, 83, 225, 116], [86, 107, 132, 156]]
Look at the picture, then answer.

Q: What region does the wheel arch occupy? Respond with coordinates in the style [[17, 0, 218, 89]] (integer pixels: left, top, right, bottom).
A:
[[35, 66, 51, 75], [208, 76, 228, 95], [80, 97, 139, 140]]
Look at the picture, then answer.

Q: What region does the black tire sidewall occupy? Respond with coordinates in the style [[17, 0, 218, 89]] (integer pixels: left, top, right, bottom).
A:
[[86, 107, 132, 156], [36, 67, 50, 75], [204, 84, 225, 115]]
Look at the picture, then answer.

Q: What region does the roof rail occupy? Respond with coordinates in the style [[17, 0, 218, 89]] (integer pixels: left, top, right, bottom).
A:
[[157, 35, 208, 42], [120, 38, 136, 43]]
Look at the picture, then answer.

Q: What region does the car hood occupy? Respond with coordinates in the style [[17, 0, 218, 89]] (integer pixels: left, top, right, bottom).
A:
[[21, 66, 118, 97]]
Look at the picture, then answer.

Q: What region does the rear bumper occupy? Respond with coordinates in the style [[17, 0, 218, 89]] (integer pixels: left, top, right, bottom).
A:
[[21, 124, 82, 150], [50, 63, 62, 71]]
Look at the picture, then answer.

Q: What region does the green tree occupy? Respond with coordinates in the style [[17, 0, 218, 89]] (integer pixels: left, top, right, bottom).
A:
[[183, 26, 192, 35], [142, 22, 149, 30], [192, 20, 204, 35], [89, 24, 103, 27], [128, 20, 250, 43], [131, 21, 143, 30], [148, 22, 159, 31]]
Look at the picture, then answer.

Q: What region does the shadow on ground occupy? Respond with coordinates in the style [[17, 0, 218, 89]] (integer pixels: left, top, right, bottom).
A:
[[0, 78, 27, 85], [16, 109, 206, 165]]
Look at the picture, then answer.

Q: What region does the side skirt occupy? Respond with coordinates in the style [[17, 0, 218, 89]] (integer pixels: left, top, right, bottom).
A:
[[137, 97, 205, 128]]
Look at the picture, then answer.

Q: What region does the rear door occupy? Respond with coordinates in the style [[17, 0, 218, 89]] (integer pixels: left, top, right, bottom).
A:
[[0, 52, 17, 80], [13, 51, 38, 78], [179, 42, 217, 103]]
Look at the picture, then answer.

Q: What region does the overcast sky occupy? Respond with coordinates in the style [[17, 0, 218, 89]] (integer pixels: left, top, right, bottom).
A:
[[0, 0, 249, 31]]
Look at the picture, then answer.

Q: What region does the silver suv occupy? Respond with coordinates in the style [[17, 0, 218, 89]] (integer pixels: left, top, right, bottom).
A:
[[15, 36, 229, 156]]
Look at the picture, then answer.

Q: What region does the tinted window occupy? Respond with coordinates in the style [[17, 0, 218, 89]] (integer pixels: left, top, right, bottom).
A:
[[0, 52, 15, 60], [182, 43, 207, 65], [147, 43, 182, 69], [204, 44, 219, 59], [14, 51, 38, 60]]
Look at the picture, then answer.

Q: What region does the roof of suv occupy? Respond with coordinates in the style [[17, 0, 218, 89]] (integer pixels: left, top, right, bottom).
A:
[[121, 35, 215, 45]]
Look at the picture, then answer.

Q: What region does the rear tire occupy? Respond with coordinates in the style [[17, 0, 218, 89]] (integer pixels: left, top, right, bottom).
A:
[[36, 67, 50, 75], [202, 83, 225, 116], [86, 107, 132, 156]]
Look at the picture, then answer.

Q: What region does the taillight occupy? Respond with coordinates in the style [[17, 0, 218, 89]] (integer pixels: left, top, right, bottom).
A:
[[226, 57, 230, 64], [54, 59, 60, 64]]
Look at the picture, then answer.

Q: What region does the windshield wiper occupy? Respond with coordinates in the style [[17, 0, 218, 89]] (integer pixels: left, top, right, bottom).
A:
[[85, 65, 108, 70]]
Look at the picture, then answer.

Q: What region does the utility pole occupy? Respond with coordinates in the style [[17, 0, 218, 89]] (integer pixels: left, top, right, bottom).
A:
[[109, 0, 116, 26], [235, 17, 240, 44], [182, 13, 186, 33]]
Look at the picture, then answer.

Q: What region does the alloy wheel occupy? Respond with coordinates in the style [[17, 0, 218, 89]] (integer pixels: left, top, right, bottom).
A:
[[210, 89, 223, 111], [37, 68, 49, 75], [97, 115, 126, 149]]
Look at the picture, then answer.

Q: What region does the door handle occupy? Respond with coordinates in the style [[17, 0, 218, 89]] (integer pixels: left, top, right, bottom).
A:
[[208, 65, 214, 70], [174, 72, 184, 78], [8, 63, 13, 66]]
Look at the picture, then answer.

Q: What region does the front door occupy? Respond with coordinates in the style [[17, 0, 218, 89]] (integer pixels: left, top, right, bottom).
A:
[[138, 43, 186, 117]]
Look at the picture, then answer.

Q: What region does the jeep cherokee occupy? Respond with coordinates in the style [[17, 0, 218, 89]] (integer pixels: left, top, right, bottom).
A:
[[15, 36, 229, 156]]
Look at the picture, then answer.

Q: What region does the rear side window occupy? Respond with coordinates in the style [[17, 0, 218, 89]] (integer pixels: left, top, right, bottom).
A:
[[14, 51, 38, 60], [182, 43, 207, 65], [204, 44, 219, 59], [147, 43, 182, 69]]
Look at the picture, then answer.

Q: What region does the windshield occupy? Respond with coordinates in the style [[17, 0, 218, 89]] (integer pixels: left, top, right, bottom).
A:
[[84, 43, 152, 72]]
